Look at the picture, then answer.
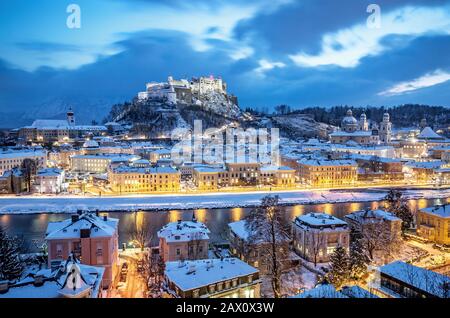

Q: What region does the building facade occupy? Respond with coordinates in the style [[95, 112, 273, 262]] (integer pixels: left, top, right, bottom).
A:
[[292, 213, 350, 263], [157, 219, 210, 262], [416, 205, 450, 245], [45, 212, 119, 288]]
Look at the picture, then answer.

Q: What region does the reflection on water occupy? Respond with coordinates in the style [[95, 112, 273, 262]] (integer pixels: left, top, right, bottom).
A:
[[0, 198, 446, 251]]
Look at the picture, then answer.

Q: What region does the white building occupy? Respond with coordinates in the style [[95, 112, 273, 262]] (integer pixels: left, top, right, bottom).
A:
[[292, 213, 350, 263], [34, 168, 66, 194], [0, 150, 47, 176], [19, 110, 107, 143]]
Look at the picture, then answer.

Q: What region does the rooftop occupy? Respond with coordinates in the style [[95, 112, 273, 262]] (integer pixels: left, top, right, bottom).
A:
[[165, 258, 259, 292], [379, 261, 450, 298], [345, 209, 402, 223], [295, 213, 348, 228], [46, 212, 118, 240], [420, 205, 450, 219], [0, 257, 104, 298], [158, 220, 210, 243]]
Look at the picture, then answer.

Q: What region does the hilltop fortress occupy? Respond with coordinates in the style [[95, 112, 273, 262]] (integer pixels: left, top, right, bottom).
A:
[[137, 75, 238, 107]]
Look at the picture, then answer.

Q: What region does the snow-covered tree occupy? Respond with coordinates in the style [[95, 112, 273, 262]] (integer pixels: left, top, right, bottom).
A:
[[140, 251, 166, 298], [384, 190, 414, 233], [0, 227, 24, 281], [349, 233, 369, 280], [245, 195, 290, 298], [328, 245, 350, 289]]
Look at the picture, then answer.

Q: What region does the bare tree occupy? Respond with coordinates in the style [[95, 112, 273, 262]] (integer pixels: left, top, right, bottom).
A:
[[308, 229, 325, 268], [245, 195, 291, 298], [128, 215, 153, 251], [360, 222, 394, 261], [139, 251, 166, 298], [20, 158, 37, 192]]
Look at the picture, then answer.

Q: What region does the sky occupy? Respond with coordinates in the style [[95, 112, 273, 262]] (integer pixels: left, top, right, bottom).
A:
[[0, 0, 449, 125]]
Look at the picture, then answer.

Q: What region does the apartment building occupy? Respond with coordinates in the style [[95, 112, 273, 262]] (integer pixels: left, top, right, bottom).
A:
[[297, 158, 358, 187], [417, 205, 450, 245], [45, 212, 119, 288], [292, 213, 350, 263], [157, 219, 210, 262], [0, 150, 47, 176], [108, 165, 181, 193]]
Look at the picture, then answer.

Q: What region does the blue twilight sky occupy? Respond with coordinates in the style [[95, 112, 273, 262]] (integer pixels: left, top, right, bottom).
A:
[[0, 0, 450, 123]]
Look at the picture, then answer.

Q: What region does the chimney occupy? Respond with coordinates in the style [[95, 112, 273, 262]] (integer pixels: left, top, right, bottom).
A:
[[103, 215, 108, 222], [95, 209, 100, 217], [71, 215, 79, 223], [77, 209, 83, 215]]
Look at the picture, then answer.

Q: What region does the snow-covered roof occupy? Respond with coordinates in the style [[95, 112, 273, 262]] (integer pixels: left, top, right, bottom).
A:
[[29, 119, 68, 129], [0, 257, 104, 298], [0, 150, 46, 160], [37, 168, 64, 177], [330, 131, 373, 137], [291, 284, 347, 298], [420, 205, 450, 219], [83, 140, 100, 148], [294, 213, 348, 228], [379, 261, 450, 298], [297, 158, 357, 167], [340, 286, 378, 298], [418, 127, 444, 140], [228, 220, 251, 241], [165, 258, 258, 292], [194, 166, 225, 173], [46, 212, 118, 240], [158, 220, 210, 243], [260, 165, 295, 172], [406, 160, 443, 170], [111, 165, 180, 174], [345, 209, 401, 223]]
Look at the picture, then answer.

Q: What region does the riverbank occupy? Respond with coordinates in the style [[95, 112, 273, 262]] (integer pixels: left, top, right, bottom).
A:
[[0, 187, 449, 215]]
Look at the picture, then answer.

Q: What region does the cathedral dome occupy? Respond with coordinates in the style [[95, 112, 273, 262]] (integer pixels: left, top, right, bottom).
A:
[[342, 109, 358, 126]]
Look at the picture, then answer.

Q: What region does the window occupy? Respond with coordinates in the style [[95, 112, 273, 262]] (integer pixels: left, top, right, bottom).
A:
[[96, 242, 103, 264], [176, 248, 181, 256], [56, 243, 63, 259]]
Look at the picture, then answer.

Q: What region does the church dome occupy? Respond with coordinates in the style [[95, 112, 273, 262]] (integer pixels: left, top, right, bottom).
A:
[[342, 109, 358, 125], [83, 140, 99, 148]]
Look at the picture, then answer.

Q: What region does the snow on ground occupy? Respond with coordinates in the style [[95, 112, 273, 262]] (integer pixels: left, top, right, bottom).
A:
[[0, 188, 449, 214], [261, 265, 317, 298]]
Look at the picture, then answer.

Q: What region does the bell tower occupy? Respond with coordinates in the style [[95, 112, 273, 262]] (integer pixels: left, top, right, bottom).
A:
[[67, 107, 75, 126]]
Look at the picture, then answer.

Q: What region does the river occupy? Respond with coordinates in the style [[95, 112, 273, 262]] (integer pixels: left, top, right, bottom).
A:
[[1, 197, 448, 251]]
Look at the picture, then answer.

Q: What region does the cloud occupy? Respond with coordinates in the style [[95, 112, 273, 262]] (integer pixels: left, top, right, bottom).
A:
[[254, 59, 286, 76], [16, 41, 82, 53], [378, 69, 450, 96], [289, 5, 450, 68]]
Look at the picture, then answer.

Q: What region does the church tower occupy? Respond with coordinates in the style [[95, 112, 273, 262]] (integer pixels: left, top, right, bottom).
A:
[[359, 113, 369, 131], [67, 107, 75, 126], [379, 112, 392, 143]]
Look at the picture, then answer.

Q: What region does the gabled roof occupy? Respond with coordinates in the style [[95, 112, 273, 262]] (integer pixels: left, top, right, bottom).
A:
[[418, 127, 444, 140], [46, 213, 118, 240]]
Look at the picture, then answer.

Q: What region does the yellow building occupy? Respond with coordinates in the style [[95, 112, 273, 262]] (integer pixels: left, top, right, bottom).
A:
[[260, 166, 296, 188], [108, 166, 180, 193], [192, 167, 226, 191], [297, 158, 358, 187], [417, 205, 450, 245], [225, 162, 260, 186]]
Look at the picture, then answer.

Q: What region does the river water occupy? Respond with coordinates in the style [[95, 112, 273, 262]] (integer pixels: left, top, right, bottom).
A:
[[1, 197, 448, 251]]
